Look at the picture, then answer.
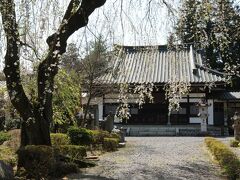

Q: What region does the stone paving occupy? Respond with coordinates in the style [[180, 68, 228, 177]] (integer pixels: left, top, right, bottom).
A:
[[67, 137, 226, 180]]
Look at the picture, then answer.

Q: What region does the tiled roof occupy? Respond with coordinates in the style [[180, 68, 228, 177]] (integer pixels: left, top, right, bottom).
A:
[[211, 92, 240, 100], [100, 45, 225, 84]]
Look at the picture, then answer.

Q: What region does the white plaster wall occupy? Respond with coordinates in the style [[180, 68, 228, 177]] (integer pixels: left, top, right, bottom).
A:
[[98, 98, 103, 121], [207, 99, 214, 125]]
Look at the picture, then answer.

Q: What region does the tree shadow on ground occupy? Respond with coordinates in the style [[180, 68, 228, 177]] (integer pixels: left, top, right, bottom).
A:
[[65, 173, 115, 180], [170, 161, 225, 179]]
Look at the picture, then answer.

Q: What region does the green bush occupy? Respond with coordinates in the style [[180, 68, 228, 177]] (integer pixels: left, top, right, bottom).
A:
[[0, 131, 10, 145], [205, 137, 240, 179], [109, 132, 121, 141], [103, 138, 119, 151], [90, 130, 121, 145], [230, 139, 240, 147], [91, 130, 110, 145], [17, 145, 55, 179], [51, 133, 70, 146], [54, 145, 87, 160], [67, 126, 93, 145]]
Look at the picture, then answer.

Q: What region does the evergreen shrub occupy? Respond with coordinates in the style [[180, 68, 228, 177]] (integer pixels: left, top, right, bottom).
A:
[[54, 145, 87, 160], [103, 138, 119, 151], [51, 133, 70, 146], [17, 145, 55, 179], [205, 137, 240, 179], [67, 126, 93, 145]]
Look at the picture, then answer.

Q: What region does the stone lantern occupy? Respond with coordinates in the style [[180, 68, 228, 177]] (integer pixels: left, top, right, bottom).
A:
[[232, 112, 240, 141], [197, 99, 210, 132]]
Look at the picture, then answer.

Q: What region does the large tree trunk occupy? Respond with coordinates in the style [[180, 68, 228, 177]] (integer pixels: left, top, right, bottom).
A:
[[21, 118, 51, 146], [0, 0, 106, 147]]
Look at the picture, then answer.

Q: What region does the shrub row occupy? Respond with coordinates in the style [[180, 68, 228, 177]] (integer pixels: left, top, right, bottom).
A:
[[54, 145, 87, 160], [51, 128, 121, 152], [205, 137, 240, 179], [66, 126, 121, 151]]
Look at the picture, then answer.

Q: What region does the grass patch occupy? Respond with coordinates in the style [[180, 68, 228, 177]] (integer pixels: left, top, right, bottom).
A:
[[0, 131, 11, 145], [0, 146, 17, 166], [205, 137, 240, 179]]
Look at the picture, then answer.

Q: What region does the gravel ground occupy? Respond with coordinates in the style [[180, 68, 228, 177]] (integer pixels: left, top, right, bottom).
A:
[[66, 137, 226, 180]]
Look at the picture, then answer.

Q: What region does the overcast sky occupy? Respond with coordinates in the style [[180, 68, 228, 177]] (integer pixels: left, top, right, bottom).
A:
[[68, 0, 178, 52], [0, 0, 179, 71]]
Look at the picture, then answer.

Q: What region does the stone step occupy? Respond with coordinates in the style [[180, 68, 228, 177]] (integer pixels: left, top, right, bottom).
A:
[[127, 127, 226, 136]]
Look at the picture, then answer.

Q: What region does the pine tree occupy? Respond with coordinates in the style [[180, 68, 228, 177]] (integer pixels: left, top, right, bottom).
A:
[[173, 0, 240, 73]]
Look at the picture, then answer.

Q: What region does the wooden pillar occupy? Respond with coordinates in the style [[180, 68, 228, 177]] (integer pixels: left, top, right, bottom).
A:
[[187, 95, 190, 124], [224, 101, 228, 126]]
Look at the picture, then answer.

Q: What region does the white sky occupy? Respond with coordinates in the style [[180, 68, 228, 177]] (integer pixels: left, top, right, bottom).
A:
[[0, 0, 179, 71], [69, 0, 178, 50]]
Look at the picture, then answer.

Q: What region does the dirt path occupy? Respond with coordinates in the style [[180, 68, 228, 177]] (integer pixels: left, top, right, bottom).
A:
[[66, 137, 225, 180]]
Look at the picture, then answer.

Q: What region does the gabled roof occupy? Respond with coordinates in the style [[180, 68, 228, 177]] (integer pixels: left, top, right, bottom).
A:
[[100, 45, 225, 85]]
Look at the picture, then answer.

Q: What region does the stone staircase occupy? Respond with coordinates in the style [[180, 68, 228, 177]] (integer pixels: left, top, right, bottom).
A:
[[117, 125, 229, 137]]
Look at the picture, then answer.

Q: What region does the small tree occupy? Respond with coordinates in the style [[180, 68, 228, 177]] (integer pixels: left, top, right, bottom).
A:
[[60, 43, 81, 72], [53, 69, 81, 132], [79, 37, 109, 127]]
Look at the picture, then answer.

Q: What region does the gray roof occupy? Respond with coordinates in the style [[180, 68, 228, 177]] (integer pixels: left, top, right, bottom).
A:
[[100, 45, 225, 85], [212, 92, 240, 100]]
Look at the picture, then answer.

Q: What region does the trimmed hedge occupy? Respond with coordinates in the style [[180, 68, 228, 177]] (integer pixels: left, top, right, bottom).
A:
[[109, 132, 121, 140], [17, 145, 55, 179], [54, 145, 87, 160], [103, 138, 119, 151], [67, 126, 93, 145], [0, 131, 10, 145], [230, 139, 240, 148], [67, 127, 122, 151], [205, 137, 240, 179], [91, 130, 121, 145], [51, 133, 70, 146], [91, 130, 110, 145]]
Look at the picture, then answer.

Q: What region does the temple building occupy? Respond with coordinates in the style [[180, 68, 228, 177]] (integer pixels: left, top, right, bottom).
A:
[[82, 45, 240, 136]]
